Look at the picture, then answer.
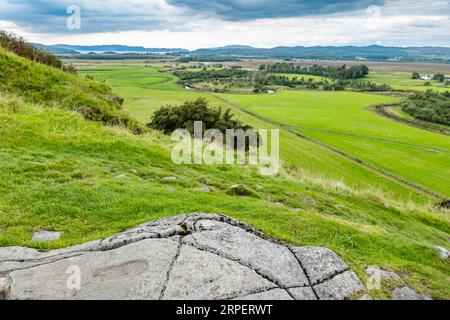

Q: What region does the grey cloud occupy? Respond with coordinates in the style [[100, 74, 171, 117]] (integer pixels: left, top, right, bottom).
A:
[[166, 0, 385, 20], [0, 0, 181, 33], [0, 0, 385, 34]]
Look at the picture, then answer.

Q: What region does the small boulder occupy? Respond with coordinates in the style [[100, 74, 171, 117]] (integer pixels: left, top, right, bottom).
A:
[[366, 265, 400, 280], [225, 184, 259, 198], [436, 246, 449, 259], [161, 176, 179, 182], [31, 231, 61, 243], [130, 169, 138, 175], [439, 199, 450, 209], [391, 286, 432, 300], [255, 185, 264, 190], [190, 187, 211, 193], [114, 174, 127, 179]]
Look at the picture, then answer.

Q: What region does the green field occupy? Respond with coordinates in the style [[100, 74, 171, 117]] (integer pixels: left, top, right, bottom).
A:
[[79, 64, 437, 202], [218, 90, 450, 197], [366, 73, 450, 92], [79, 64, 450, 198]]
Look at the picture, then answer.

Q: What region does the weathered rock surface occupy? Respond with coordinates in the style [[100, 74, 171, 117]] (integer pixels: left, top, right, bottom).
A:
[[0, 213, 365, 300], [32, 231, 61, 243], [161, 176, 179, 182], [391, 286, 432, 300], [290, 246, 349, 285], [313, 271, 365, 300], [225, 184, 259, 198], [436, 246, 449, 259], [365, 265, 400, 281], [189, 187, 211, 193]]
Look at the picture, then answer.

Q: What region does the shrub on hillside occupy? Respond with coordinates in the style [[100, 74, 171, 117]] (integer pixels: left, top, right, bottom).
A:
[[147, 98, 261, 148], [0, 30, 76, 73]]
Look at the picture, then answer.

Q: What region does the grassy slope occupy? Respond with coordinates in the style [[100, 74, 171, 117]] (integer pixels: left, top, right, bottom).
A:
[[218, 90, 450, 197], [1, 94, 449, 299], [0, 49, 144, 132], [0, 53, 447, 298], [79, 64, 431, 203]]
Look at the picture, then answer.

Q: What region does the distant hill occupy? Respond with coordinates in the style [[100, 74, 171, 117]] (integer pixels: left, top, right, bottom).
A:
[[36, 44, 189, 54], [33, 43, 450, 62], [190, 45, 450, 62], [31, 43, 79, 55]]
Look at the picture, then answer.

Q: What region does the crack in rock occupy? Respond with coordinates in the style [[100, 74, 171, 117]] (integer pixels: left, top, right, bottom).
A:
[[230, 288, 293, 300], [287, 247, 320, 300], [0, 213, 365, 300], [159, 238, 183, 300], [180, 238, 288, 298], [313, 270, 366, 300]]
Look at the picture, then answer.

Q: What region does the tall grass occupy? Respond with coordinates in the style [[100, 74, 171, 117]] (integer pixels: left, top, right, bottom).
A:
[[0, 48, 145, 134], [0, 30, 76, 72]]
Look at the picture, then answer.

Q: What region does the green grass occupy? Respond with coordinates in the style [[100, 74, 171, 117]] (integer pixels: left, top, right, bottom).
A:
[[366, 73, 450, 92], [218, 90, 450, 197], [0, 54, 448, 299], [0, 94, 449, 299], [79, 64, 433, 203], [0, 49, 145, 133]]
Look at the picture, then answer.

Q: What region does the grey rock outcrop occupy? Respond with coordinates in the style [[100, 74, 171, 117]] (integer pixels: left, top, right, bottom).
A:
[[161, 176, 179, 182], [0, 213, 365, 300], [189, 187, 211, 193], [436, 246, 449, 259], [225, 185, 259, 198], [365, 265, 400, 281], [32, 231, 61, 243], [391, 286, 432, 300]]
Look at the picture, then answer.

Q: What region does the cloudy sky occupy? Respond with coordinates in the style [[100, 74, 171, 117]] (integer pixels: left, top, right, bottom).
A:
[[0, 0, 449, 49]]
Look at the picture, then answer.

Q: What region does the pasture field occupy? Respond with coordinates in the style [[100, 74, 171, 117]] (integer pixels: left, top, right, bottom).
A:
[[78, 62, 435, 203], [218, 90, 450, 197], [2, 92, 449, 299], [366, 73, 450, 92]]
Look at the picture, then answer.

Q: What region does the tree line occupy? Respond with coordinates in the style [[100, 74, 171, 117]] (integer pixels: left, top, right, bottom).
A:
[[402, 90, 450, 126], [259, 63, 369, 79]]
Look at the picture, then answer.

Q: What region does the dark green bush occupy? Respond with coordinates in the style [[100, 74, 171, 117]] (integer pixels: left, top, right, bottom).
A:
[[147, 98, 261, 148], [402, 90, 450, 126], [261, 63, 369, 79]]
